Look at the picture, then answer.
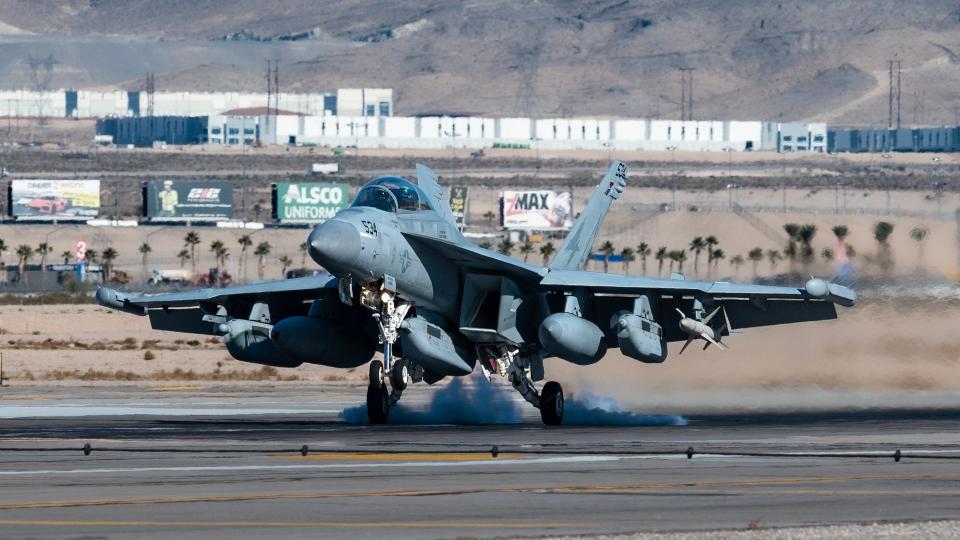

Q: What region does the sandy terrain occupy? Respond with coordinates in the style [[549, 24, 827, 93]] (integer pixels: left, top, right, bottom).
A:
[[0, 299, 956, 403]]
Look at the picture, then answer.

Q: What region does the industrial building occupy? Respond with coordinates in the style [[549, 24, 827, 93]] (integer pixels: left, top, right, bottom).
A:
[[827, 126, 960, 153], [97, 116, 208, 147], [0, 88, 393, 119]]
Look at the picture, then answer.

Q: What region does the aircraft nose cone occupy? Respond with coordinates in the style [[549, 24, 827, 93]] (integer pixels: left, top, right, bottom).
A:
[[308, 220, 361, 271]]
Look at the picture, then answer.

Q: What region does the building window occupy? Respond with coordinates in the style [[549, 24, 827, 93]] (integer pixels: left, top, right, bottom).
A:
[[228, 128, 239, 135], [798, 136, 808, 142], [244, 128, 254, 135], [782, 145, 792, 151], [366, 104, 375, 117], [783, 135, 792, 141], [814, 135, 824, 142], [379, 102, 390, 116], [667, 126, 672, 139], [228, 138, 239, 144], [211, 128, 221, 134]]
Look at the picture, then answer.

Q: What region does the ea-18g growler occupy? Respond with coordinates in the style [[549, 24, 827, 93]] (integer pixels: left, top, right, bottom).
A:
[[98, 162, 855, 424]]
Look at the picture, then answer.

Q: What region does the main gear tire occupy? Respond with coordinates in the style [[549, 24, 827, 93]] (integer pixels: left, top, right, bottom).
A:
[[366, 383, 390, 424], [539, 381, 564, 426], [391, 358, 409, 391]]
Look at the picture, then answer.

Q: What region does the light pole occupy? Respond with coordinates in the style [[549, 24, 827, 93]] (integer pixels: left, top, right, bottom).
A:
[[602, 142, 613, 162], [666, 145, 678, 211], [530, 137, 542, 177], [881, 153, 893, 212], [444, 127, 459, 181]]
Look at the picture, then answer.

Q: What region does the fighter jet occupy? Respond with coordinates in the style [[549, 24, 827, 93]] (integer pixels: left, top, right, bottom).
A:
[[97, 162, 856, 425]]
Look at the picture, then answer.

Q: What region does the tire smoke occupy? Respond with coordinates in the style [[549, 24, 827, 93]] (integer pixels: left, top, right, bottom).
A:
[[341, 372, 687, 426]]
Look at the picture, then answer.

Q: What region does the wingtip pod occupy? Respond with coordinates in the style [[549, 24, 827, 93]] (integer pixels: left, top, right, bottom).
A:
[[95, 287, 147, 316], [804, 278, 856, 307]]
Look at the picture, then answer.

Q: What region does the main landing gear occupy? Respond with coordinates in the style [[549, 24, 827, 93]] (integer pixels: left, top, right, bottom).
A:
[[485, 346, 565, 425]]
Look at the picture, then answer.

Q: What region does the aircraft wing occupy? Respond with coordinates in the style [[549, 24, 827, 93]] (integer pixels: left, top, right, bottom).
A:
[[540, 269, 855, 336], [96, 275, 339, 334]]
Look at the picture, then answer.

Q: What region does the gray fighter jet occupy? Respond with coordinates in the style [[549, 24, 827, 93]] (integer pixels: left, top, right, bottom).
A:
[[97, 162, 855, 424]]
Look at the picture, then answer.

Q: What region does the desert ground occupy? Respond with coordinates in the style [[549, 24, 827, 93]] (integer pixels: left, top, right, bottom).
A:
[[0, 297, 956, 405]]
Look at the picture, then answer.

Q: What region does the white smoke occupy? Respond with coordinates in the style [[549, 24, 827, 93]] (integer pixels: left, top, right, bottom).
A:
[[340, 373, 687, 426]]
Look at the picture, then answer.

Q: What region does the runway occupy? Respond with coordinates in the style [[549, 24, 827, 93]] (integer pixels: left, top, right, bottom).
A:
[[2, 384, 960, 538]]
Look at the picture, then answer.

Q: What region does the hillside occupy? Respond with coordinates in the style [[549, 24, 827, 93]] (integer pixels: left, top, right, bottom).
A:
[[0, 0, 958, 126]]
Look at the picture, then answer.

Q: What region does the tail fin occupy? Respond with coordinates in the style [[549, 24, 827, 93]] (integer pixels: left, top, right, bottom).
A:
[[548, 161, 628, 271], [415, 163, 463, 236]]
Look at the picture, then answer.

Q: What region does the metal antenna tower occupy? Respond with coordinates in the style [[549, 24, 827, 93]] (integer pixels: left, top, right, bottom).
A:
[[27, 53, 56, 126]]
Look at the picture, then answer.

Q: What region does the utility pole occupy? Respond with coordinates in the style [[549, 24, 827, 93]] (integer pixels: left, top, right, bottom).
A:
[[896, 60, 902, 129], [888, 60, 894, 129], [887, 59, 902, 130], [145, 72, 156, 117], [679, 68, 694, 121]]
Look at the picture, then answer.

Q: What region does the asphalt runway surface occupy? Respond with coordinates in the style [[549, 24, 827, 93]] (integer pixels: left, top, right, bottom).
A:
[[2, 385, 960, 539]]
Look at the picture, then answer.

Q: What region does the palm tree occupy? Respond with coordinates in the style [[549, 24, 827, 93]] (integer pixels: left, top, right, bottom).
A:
[[61, 250, 71, 265], [36, 242, 52, 272], [637, 242, 651, 275], [798, 224, 817, 267], [620, 246, 635, 275], [655, 246, 668, 277], [101, 247, 118, 282], [674, 250, 688, 273], [0, 239, 7, 285], [210, 240, 229, 285], [483, 210, 497, 228], [138, 242, 152, 282], [252, 203, 263, 222], [497, 238, 515, 256], [238, 234, 253, 282], [479, 241, 493, 250], [299, 241, 309, 266], [689, 236, 706, 275], [539, 242, 556, 265], [15, 244, 33, 284], [86, 249, 99, 265], [910, 226, 929, 271], [874, 221, 895, 273], [518, 240, 534, 263], [748, 247, 763, 277], [184, 231, 201, 275], [766, 249, 782, 273], [711, 248, 725, 273], [821, 247, 835, 263], [705, 235, 719, 268], [278, 255, 293, 278], [177, 249, 190, 269], [730, 254, 745, 277], [783, 223, 800, 269], [254, 242, 271, 279], [832, 225, 849, 243], [599, 240, 615, 273]]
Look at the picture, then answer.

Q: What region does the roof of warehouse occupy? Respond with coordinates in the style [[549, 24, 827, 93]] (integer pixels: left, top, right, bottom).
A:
[[220, 107, 302, 116]]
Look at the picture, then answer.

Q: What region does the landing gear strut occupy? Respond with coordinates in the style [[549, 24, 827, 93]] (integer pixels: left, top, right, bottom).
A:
[[366, 287, 412, 424], [490, 347, 565, 426]]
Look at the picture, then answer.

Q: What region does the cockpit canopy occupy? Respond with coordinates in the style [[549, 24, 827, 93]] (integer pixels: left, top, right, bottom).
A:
[[352, 176, 433, 213]]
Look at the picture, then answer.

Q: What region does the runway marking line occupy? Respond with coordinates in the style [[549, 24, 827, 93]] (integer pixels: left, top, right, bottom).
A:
[[270, 453, 524, 461], [1, 471, 959, 511], [0, 518, 589, 530]]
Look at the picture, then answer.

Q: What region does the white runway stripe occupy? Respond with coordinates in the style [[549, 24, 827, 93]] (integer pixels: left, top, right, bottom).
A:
[[0, 455, 621, 476]]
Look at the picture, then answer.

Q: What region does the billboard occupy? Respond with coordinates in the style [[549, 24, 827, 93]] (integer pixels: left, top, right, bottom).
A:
[[145, 180, 233, 219], [448, 186, 469, 225], [501, 190, 574, 230], [273, 182, 349, 223], [10, 179, 100, 219]]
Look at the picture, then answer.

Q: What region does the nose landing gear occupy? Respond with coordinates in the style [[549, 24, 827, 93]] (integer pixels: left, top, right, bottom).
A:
[[366, 285, 412, 424]]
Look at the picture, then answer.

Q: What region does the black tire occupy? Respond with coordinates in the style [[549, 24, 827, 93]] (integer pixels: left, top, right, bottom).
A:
[[391, 359, 408, 391], [366, 383, 390, 424], [539, 381, 564, 426], [369, 360, 384, 389]]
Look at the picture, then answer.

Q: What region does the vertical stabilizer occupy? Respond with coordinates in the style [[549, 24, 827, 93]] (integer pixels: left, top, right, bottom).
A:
[[548, 161, 628, 271], [415, 163, 463, 236]]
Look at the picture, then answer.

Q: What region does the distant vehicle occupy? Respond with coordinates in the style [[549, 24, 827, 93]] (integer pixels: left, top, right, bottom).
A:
[[310, 162, 339, 175], [149, 269, 193, 285], [26, 196, 67, 214]]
